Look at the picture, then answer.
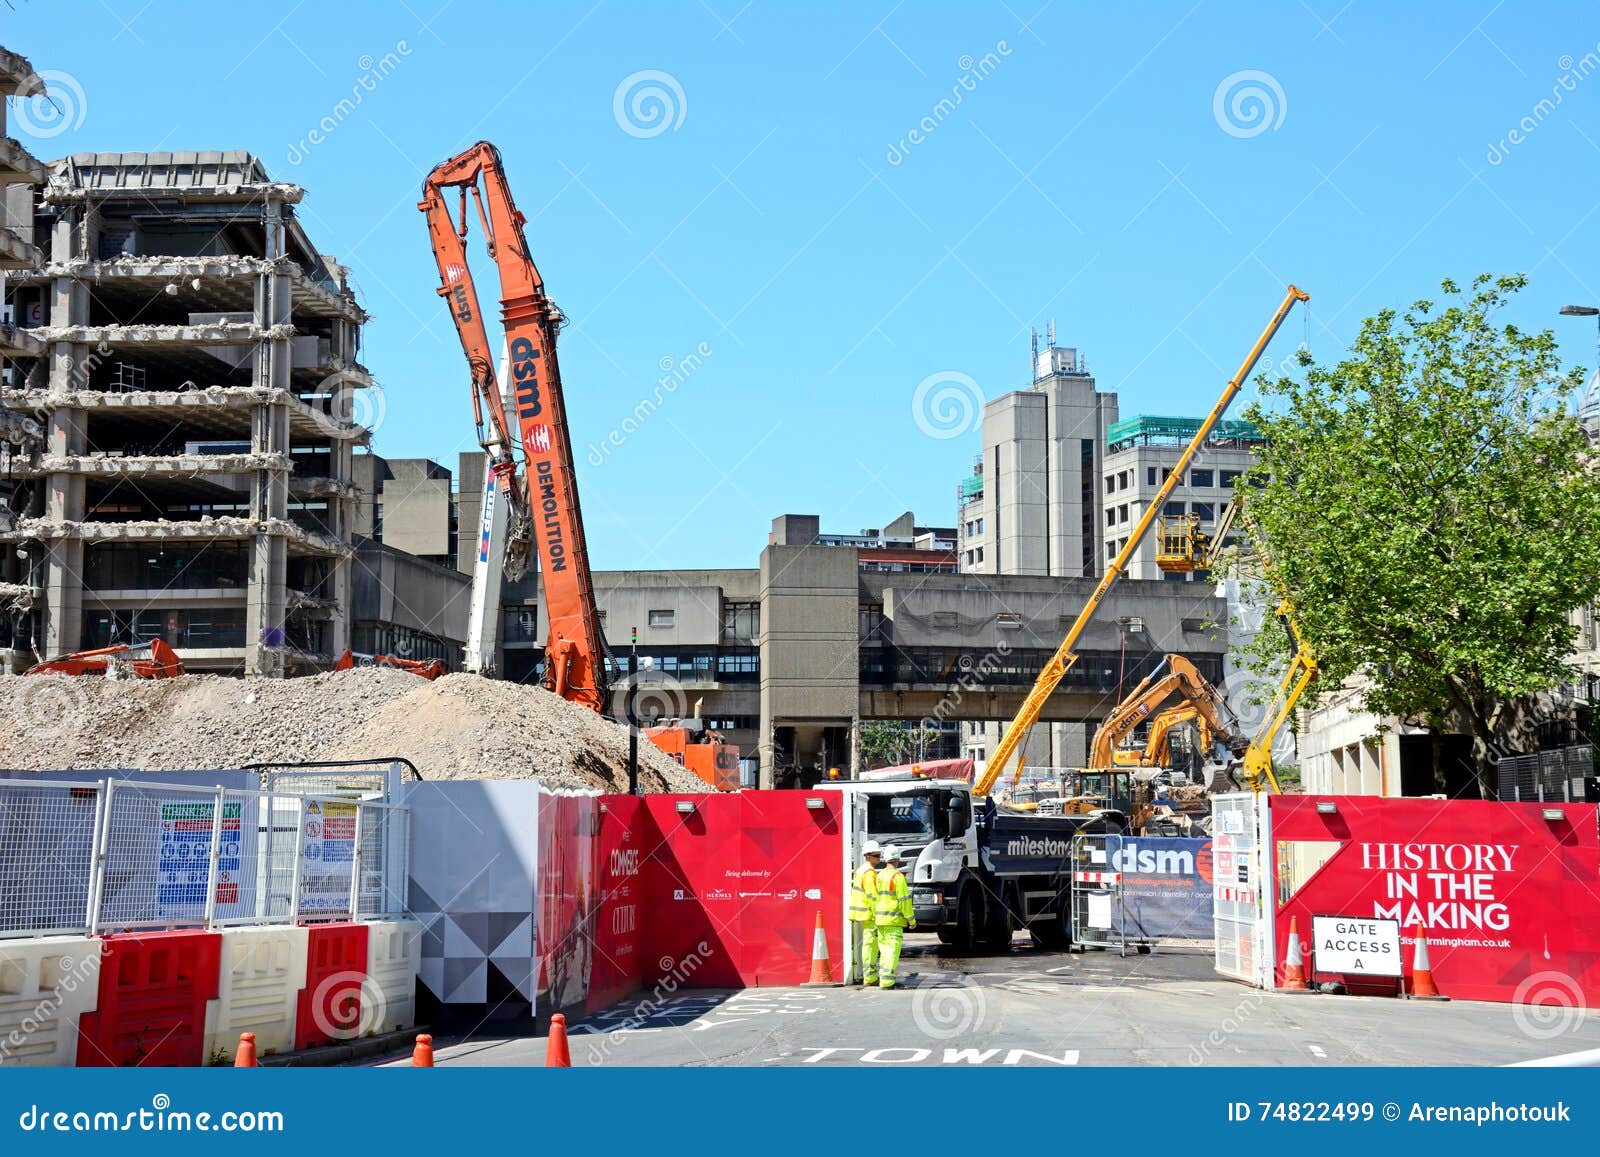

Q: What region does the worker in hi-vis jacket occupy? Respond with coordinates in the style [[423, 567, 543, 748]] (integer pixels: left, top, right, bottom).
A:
[[849, 840, 883, 985], [873, 846, 916, 988]]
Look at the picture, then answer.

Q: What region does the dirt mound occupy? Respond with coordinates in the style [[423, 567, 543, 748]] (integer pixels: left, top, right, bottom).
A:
[[0, 668, 703, 792]]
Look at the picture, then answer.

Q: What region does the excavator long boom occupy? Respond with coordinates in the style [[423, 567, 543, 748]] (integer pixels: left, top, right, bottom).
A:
[[973, 284, 1308, 797], [420, 142, 607, 712]]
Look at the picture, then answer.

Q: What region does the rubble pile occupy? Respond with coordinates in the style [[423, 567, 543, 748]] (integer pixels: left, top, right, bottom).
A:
[[0, 668, 703, 792]]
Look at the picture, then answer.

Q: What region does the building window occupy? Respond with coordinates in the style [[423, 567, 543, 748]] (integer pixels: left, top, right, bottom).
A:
[[859, 603, 886, 642], [1192, 501, 1214, 522], [1190, 468, 1214, 487], [648, 609, 675, 629], [1118, 504, 1129, 524], [965, 520, 974, 536], [996, 611, 1022, 629], [1221, 469, 1242, 488], [1146, 466, 1157, 486], [1104, 474, 1115, 493], [716, 651, 759, 676], [976, 518, 983, 534], [965, 549, 974, 565], [721, 601, 758, 643], [1106, 540, 1117, 561], [975, 547, 984, 563], [1163, 501, 1185, 517], [1118, 470, 1130, 490], [1106, 508, 1116, 528]]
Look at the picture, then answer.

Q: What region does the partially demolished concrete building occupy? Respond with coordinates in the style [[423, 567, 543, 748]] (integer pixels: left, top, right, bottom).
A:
[[0, 138, 372, 674], [0, 47, 47, 665]]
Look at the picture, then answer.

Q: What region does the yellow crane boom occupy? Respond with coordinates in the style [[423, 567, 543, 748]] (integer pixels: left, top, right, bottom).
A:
[[973, 284, 1309, 798]]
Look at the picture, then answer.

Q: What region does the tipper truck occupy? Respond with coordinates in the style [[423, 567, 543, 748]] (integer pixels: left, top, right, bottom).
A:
[[821, 774, 1119, 952]]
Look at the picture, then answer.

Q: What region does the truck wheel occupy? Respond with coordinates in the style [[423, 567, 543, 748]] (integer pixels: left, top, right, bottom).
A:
[[936, 927, 957, 945], [1030, 892, 1071, 949], [951, 885, 981, 953], [977, 885, 1013, 951]]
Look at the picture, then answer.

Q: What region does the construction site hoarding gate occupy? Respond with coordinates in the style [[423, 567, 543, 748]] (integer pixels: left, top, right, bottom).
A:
[[1210, 792, 1273, 987]]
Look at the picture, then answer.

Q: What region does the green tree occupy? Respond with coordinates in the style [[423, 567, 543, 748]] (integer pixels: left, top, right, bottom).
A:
[[1240, 274, 1600, 797], [859, 720, 944, 769]]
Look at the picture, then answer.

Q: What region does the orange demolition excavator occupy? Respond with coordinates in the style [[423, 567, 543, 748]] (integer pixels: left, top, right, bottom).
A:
[[26, 639, 185, 678], [334, 649, 445, 681], [420, 140, 607, 713], [420, 142, 737, 788]]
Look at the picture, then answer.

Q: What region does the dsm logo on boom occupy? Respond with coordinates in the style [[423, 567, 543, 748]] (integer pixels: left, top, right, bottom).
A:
[[511, 336, 544, 419]]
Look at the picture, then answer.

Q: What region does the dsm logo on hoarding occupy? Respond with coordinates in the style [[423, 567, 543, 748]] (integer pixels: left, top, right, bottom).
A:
[[1110, 838, 1214, 883]]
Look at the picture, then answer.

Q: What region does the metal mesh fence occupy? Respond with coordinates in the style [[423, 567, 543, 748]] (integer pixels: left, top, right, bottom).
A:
[[1068, 832, 1127, 953], [1498, 745, 1594, 803], [210, 791, 303, 927], [0, 776, 409, 937], [96, 781, 223, 932], [356, 803, 409, 920], [0, 781, 103, 938]]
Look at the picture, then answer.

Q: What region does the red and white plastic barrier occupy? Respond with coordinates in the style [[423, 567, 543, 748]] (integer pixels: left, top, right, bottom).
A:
[[0, 936, 102, 1067], [203, 926, 309, 1062]]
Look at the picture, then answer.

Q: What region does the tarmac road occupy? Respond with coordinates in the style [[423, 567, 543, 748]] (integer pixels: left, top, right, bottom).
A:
[[382, 934, 1600, 1068]]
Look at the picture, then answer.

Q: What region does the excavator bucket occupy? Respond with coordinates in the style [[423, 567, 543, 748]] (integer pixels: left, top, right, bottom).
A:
[[1202, 760, 1241, 794]]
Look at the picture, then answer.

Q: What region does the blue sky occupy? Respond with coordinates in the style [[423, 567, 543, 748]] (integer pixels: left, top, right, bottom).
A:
[[6, 1, 1599, 568]]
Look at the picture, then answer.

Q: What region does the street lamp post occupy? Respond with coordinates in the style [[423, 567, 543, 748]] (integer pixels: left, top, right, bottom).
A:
[[1560, 305, 1599, 428]]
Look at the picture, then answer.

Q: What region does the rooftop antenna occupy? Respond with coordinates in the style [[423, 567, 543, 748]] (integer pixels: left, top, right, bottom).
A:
[[1030, 328, 1039, 380], [1047, 318, 1056, 348]]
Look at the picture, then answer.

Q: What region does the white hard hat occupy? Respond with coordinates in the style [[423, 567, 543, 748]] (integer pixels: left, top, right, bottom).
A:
[[861, 840, 882, 857], [882, 846, 904, 862]]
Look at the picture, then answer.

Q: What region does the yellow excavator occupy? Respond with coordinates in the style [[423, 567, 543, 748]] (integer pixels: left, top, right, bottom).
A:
[[973, 284, 1310, 802], [1047, 652, 1246, 833], [1089, 653, 1241, 771]]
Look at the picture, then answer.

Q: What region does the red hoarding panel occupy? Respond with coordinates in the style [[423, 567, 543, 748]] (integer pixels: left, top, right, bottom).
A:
[[537, 792, 601, 1014], [736, 791, 843, 985], [587, 795, 648, 1012], [78, 930, 221, 1067], [1271, 795, 1600, 1004], [642, 794, 744, 988], [640, 791, 844, 989]]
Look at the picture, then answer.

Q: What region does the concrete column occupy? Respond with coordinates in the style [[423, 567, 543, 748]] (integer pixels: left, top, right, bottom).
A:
[[40, 375, 83, 655], [327, 436, 353, 658], [39, 210, 92, 658], [245, 208, 292, 675]]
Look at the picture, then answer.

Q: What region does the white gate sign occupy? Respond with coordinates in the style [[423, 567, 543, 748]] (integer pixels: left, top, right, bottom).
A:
[[1310, 915, 1401, 976]]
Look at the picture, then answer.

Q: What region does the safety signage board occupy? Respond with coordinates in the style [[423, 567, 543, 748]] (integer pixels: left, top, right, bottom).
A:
[[1310, 915, 1401, 976], [158, 800, 241, 915], [299, 798, 358, 913]]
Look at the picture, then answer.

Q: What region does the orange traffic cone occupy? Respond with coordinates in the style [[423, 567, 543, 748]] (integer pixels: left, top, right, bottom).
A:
[[1282, 917, 1309, 991], [1409, 925, 1449, 1000], [234, 1032, 258, 1067], [545, 1013, 571, 1067], [411, 1033, 435, 1067], [805, 910, 836, 985]]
